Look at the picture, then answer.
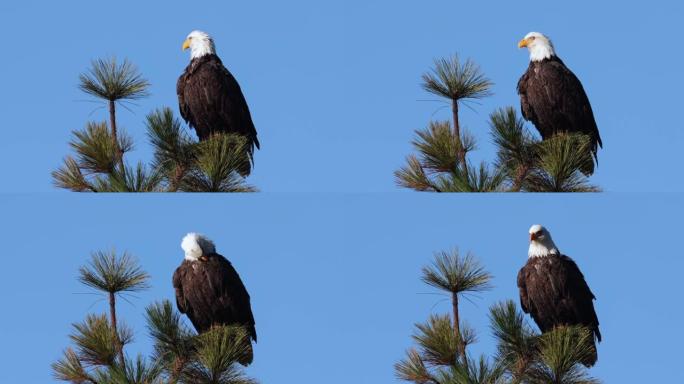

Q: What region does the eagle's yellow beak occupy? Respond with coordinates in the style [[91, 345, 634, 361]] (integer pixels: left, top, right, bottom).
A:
[[518, 38, 529, 48], [182, 39, 191, 51]]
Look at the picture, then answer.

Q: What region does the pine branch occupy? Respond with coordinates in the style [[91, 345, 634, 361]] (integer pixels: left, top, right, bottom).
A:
[[145, 301, 195, 382], [93, 162, 164, 192], [146, 108, 196, 191], [422, 55, 493, 102], [79, 57, 150, 102], [395, 349, 439, 384], [421, 250, 492, 363], [436, 161, 506, 192], [412, 121, 463, 174], [527, 326, 600, 384], [395, 154, 440, 191], [52, 156, 97, 192], [422, 54, 493, 166], [489, 107, 538, 191], [413, 314, 460, 367], [91, 355, 164, 384], [488, 301, 538, 382], [79, 251, 149, 369], [67, 314, 133, 368], [52, 348, 98, 384], [422, 250, 493, 295], [442, 355, 505, 384], [79, 57, 149, 165], [525, 134, 600, 192], [181, 134, 257, 192], [79, 251, 150, 294], [70, 122, 129, 174], [181, 326, 257, 384]]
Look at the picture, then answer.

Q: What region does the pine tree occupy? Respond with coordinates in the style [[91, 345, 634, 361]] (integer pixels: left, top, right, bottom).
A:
[[395, 55, 599, 192], [395, 249, 600, 384], [52, 250, 257, 384], [53, 57, 256, 192]]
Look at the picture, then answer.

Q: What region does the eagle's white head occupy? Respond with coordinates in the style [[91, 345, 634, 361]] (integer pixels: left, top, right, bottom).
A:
[[518, 32, 556, 62], [181, 232, 216, 261], [182, 30, 216, 59], [528, 224, 559, 258]]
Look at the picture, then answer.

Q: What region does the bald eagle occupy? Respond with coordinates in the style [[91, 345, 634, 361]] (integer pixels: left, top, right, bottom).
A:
[[173, 233, 257, 364], [178, 31, 260, 159], [517, 32, 602, 173], [517, 225, 601, 366]]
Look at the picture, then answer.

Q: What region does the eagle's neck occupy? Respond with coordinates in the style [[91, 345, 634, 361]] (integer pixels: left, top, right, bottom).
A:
[[528, 241, 560, 258], [190, 41, 216, 60], [529, 45, 555, 62]]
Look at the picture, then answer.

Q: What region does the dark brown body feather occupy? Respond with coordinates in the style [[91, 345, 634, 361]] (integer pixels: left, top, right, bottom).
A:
[[173, 253, 257, 342], [517, 254, 601, 365], [177, 54, 259, 155], [517, 56, 602, 171]]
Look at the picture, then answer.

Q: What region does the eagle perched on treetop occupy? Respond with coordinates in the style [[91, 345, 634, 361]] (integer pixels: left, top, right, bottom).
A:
[[178, 30, 260, 161], [517, 32, 602, 174]]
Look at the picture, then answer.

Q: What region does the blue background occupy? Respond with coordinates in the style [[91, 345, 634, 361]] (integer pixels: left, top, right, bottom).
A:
[[0, 194, 681, 382], [1, 0, 682, 192], [0, 1, 681, 382]]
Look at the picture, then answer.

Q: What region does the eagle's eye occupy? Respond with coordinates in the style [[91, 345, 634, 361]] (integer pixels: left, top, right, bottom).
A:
[[529, 36, 536, 41]]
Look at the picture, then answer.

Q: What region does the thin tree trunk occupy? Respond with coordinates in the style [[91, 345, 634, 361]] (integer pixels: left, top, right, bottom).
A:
[[511, 165, 529, 192], [109, 100, 124, 170], [170, 357, 186, 384], [452, 100, 466, 167], [109, 292, 126, 370], [169, 165, 186, 192], [452, 291, 466, 362], [109, 100, 118, 149]]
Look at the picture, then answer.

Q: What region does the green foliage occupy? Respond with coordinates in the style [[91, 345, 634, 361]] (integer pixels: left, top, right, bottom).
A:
[[528, 327, 599, 384], [145, 300, 195, 382], [79, 57, 150, 102], [397, 55, 601, 193], [413, 121, 466, 173], [489, 301, 538, 382], [396, 109, 600, 192], [70, 314, 133, 367], [489, 108, 537, 191], [94, 162, 165, 192], [91, 356, 164, 384], [79, 250, 150, 295], [422, 249, 493, 296], [52, 348, 91, 383], [422, 55, 493, 102], [441, 356, 505, 384], [146, 108, 196, 191], [52, 314, 136, 382], [181, 134, 256, 192], [412, 314, 460, 367], [394, 121, 504, 192], [525, 134, 599, 192], [436, 161, 506, 192], [182, 326, 257, 384]]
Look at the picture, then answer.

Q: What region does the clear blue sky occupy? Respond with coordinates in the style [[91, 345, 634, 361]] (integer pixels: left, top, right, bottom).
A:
[[0, 194, 682, 382], [0, 0, 682, 192]]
